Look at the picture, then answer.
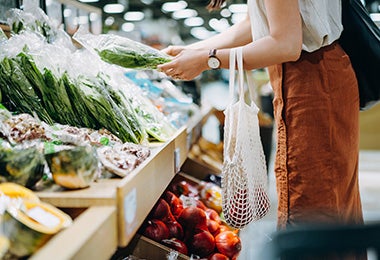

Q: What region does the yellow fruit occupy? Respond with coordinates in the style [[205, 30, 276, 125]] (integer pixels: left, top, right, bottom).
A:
[[0, 182, 39, 202], [2, 200, 72, 257]]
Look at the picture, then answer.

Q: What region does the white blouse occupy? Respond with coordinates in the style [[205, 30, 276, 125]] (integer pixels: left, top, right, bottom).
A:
[[247, 0, 343, 52]]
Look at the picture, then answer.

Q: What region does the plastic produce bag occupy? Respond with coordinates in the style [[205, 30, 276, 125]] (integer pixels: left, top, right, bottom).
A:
[[73, 26, 172, 70], [0, 145, 45, 189], [6, 6, 74, 49]]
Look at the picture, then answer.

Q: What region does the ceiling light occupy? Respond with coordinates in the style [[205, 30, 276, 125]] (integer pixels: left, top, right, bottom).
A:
[[124, 11, 145, 21], [172, 9, 197, 19], [78, 0, 100, 2], [162, 1, 188, 13], [220, 8, 231, 18], [370, 13, 380, 21], [141, 0, 153, 4], [184, 17, 204, 27], [209, 18, 230, 32], [190, 27, 215, 40], [104, 16, 115, 26], [63, 8, 72, 17], [122, 22, 135, 32], [228, 4, 247, 13], [231, 13, 246, 24], [104, 4, 125, 14]]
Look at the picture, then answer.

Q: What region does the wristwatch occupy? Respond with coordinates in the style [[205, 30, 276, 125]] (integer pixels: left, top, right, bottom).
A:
[[207, 49, 221, 70]]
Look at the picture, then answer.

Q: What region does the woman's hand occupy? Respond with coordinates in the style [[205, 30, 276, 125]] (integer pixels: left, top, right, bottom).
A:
[[157, 49, 209, 81], [160, 45, 186, 57]]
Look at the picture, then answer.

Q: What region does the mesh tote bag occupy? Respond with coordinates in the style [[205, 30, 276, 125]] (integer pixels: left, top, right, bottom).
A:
[[221, 47, 270, 229]]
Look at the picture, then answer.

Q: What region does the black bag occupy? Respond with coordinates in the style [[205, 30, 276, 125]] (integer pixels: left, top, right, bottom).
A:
[[339, 0, 380, 110]]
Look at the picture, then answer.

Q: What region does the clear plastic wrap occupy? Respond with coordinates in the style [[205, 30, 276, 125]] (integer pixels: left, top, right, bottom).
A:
[[6, 7, 74, 50], [73, 26, 172, 70], [0, 7, 176, 144], [0, 145, 45, 189]]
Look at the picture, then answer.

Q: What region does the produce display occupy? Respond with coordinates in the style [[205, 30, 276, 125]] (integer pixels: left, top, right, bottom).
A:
[[0, 5, 220, 260], [0, 109, 152, 188], [0, 7, 177, 145], [0, 183, 72, 258], [45, 146, 99, 189], [140, 175, 241, 260]]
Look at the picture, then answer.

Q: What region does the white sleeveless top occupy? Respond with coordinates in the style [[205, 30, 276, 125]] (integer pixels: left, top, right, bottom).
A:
[[247, 0, 343, 52]]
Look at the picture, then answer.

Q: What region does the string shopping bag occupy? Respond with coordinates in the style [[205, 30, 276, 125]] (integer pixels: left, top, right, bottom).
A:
[[222, 47, 270, 229]]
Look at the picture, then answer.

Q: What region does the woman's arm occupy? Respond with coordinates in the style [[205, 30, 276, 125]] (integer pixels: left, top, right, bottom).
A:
[[158, 0, 302, 80], [188, 14, 253, 50], [224, 0, 303, 70], [162, 14, 252, 57]]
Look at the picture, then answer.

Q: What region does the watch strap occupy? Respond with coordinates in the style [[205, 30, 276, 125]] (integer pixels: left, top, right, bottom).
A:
[[209, 49, 217, 57]]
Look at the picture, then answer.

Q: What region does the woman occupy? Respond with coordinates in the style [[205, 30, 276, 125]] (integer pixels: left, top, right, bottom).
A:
[[157, 0, 364, 230]]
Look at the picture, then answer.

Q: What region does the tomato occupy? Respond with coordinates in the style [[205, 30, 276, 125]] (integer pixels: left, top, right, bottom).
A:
[[215, 231, 242, 259]]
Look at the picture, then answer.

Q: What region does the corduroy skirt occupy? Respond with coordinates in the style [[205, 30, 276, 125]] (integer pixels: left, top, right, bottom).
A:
[[268, 42, 364, 230]]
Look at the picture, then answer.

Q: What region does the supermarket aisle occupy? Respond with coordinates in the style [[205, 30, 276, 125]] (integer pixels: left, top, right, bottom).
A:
[[201, 80, 380, 260]]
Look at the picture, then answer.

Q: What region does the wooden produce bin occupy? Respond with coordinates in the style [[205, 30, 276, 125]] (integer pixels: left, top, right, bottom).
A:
[[120, 172, 234, 260], [36, 128, 186, 248], [31, 206, 117, 260], [118, 173, 199, 260], [28, 110, 209, 257]]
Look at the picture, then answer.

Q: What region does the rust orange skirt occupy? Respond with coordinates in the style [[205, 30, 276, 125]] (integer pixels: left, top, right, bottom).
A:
[[268, 42, 364, 230]]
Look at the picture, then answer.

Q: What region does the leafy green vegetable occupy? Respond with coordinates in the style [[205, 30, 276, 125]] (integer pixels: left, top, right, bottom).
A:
[[98, 48, 171, 70], [76, 75, 144, 143], [61, 72, 98, 129], [43, 68, 81, 126], [17, 52, 80, 126], [0, 57, 53, 124], [97, 74, 145, 143]]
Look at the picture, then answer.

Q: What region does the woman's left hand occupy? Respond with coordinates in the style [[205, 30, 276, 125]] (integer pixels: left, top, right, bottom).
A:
[[157, 49, 209, 81]]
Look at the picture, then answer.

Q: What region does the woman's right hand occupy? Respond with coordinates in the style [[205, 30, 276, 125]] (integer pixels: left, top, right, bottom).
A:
[[161, 45, 186, 57]]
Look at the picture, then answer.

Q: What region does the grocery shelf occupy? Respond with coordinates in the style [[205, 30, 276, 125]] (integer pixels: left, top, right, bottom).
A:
[[30, 108, 211, 258], [35, 123, 202, 247]]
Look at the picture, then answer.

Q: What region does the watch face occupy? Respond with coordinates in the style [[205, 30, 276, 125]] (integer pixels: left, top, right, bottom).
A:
[[208, 57, 220, 69]]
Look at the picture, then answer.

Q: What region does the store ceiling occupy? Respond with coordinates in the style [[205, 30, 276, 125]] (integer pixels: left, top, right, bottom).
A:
[[76, 0, 246, 41]]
